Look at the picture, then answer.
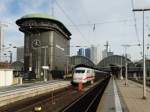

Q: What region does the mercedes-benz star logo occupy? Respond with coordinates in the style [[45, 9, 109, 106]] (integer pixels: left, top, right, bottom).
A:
[[32, 39, 41, 48]]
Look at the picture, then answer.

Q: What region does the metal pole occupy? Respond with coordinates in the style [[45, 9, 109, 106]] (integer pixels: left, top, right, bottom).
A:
[[67, 56, 68, 75], [143, 11, 146, 99], [44, 47, 47, 81], [29, 52, 32, 71], [125, 48, 128, 86], [132, 8, 149, 99], [120, 55, 123, 79], [125, 61, 128, 85], [36, 48, 38, 78]]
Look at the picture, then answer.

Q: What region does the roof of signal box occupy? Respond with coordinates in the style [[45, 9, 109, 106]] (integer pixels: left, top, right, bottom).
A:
[[16, 13, 72, 36]]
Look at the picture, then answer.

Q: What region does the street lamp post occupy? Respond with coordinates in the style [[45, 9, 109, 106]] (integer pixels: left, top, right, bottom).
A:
[[133, 9, 150, 99]]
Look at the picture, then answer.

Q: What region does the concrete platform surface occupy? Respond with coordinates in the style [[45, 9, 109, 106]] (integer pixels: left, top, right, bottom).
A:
[[117, 79, 150, 112], [97, 77, 127, 112], [0, 80, 71, 107]]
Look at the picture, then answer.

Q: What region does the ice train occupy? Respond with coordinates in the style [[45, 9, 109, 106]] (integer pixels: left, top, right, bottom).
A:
[[72, 66, 109, 84]]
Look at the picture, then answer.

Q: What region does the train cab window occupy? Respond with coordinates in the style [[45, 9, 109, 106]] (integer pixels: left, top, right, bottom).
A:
[[87, 70, 90, 73], [75, 70, 85, 73]]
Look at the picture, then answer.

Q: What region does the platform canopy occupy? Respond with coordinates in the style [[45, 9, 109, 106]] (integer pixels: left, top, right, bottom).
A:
[[70, 55, 95, 68], [97, 55, 134, 70]]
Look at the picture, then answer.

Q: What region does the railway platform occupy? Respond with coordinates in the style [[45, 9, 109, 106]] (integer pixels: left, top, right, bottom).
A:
[[116, 79, 150, 112], [97, 77, 150, 112], [0, 80, 71, 107]]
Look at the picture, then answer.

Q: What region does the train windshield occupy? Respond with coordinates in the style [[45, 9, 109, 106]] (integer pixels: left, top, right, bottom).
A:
[[74, 70, 85, 73]]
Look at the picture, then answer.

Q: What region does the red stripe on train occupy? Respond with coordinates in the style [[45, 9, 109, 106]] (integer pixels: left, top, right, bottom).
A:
[[83, 76, 94, 80]]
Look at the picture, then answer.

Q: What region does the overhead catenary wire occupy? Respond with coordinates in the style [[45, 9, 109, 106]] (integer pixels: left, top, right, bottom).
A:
[[54, 0, 93, 45], [145, 17, 150, 37], [79, 2, 94, 32], [67, 18, 135, 27], [130, 0, 142, 50]]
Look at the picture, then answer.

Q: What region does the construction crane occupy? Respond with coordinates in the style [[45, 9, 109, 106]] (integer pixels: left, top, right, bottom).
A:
[[104, 41, 110, 57]]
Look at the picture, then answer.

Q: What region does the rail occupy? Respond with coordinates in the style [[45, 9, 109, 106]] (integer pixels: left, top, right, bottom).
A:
[[61, 77, 110, 112]]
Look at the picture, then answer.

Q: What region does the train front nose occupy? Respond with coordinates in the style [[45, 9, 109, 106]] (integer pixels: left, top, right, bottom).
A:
[[74, 74, 86, 83]]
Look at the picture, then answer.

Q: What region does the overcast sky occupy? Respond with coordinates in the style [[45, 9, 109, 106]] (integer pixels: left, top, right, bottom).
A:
[[0, 0, 150, 62]]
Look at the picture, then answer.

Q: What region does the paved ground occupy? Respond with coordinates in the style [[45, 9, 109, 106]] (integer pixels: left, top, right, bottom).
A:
[[97, 77, 116, 112], [117, 79, 150, 112], [96, 77, 150, 112], [0, 80, 59, 94], [97, 77, 126, 112]]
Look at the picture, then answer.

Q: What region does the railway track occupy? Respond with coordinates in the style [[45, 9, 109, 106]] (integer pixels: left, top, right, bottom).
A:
[[61, 77, 110, 112], [0, 78, 109, 112], [0, 85, 82, 112]]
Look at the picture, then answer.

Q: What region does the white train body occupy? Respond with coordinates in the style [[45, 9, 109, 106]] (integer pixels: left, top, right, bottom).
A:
[[72, 67, 95, 84]]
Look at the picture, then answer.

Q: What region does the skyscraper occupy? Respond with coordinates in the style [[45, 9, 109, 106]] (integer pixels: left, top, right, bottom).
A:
[[0, 27, 3, 61], [0, 23, 7, 62], [17, 46, 24, 62], [77, 48, 84, 56], [85, 48, 91, 59], [97, 45, 102, 63], [90, 45, 97, 64]]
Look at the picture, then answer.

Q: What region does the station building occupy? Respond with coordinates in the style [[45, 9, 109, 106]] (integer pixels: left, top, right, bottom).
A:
[[16, 13, 71, 79]]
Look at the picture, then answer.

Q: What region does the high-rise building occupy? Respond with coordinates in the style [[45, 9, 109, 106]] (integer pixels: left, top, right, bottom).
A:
[[77, 48, 84, 56], [0, 27, 4, 61], [85, 48, 91, 59], [90, 45, 97, 64], [0, 27, 2, 51], [17, 46, 24, 62], [97, 45, 102, 63], [0, 24, 7, 62]]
